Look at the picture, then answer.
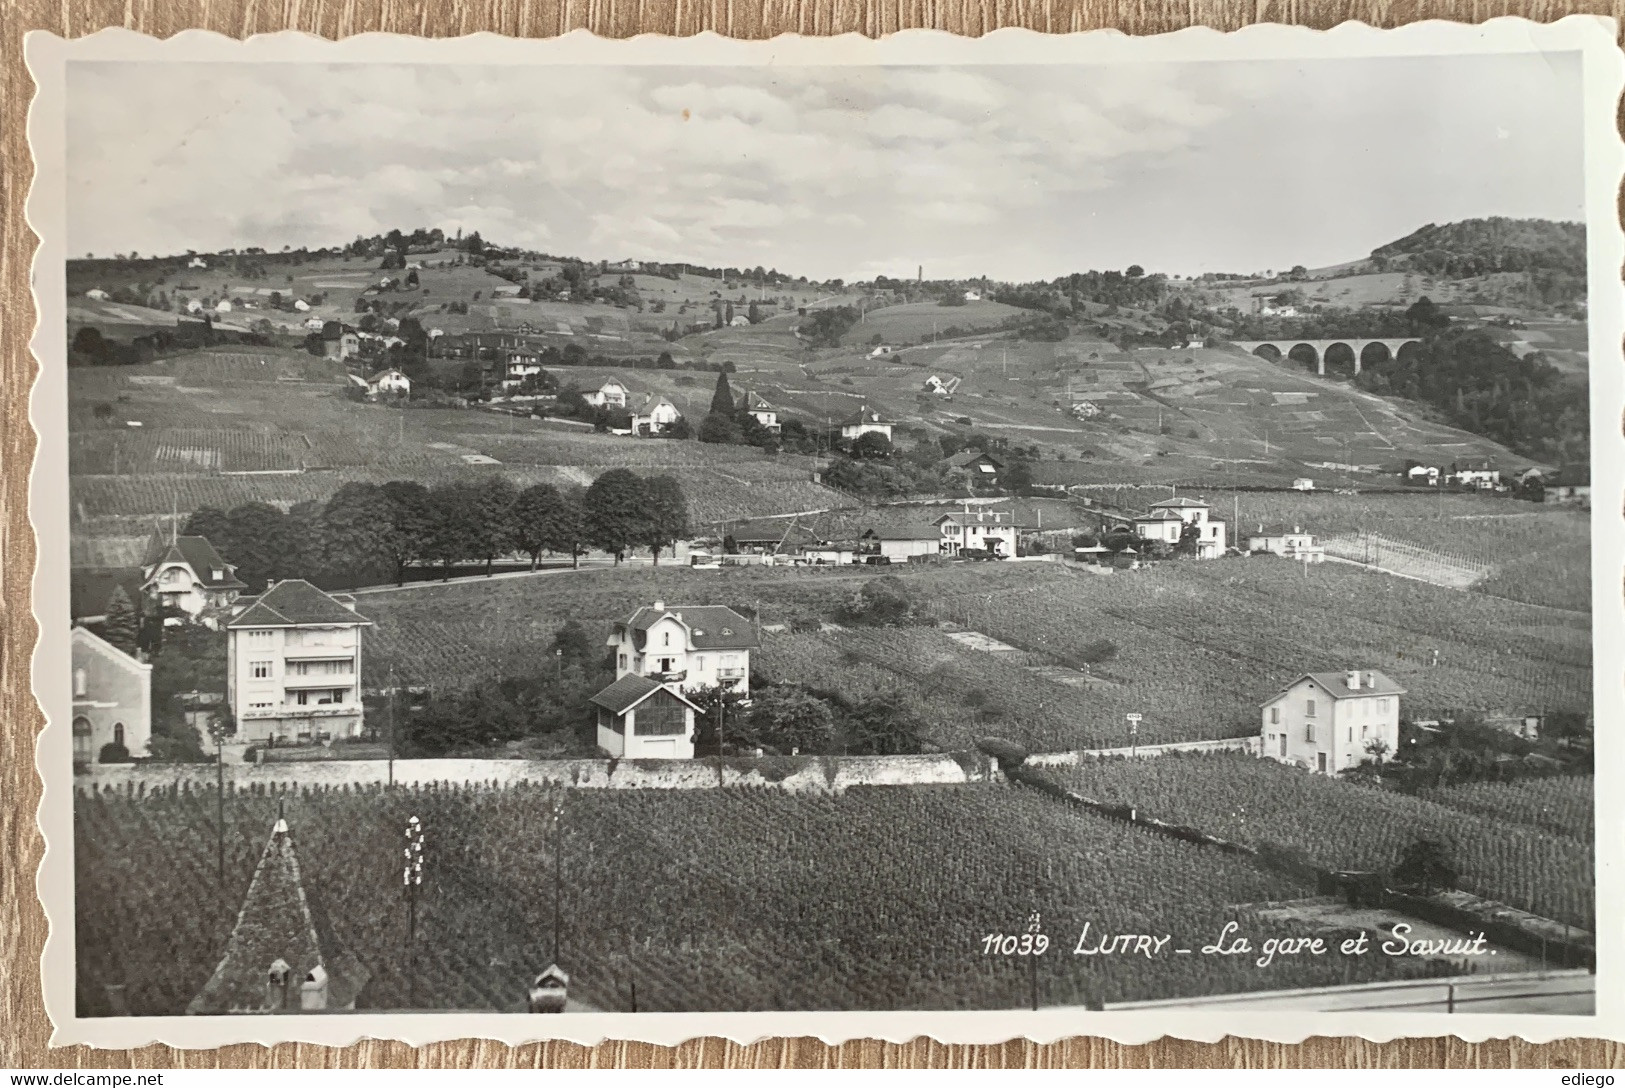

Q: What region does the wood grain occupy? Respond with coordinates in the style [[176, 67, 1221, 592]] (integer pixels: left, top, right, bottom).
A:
[[2, 0, 1620, 1068]]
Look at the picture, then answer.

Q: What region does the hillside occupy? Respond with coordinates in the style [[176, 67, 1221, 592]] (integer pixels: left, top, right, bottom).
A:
[[1370, 218, 1586, 280]]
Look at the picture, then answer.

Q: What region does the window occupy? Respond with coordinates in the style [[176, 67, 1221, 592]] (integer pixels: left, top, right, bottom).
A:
[[634, 693, 687, 736], [1378, 698, 1390, 713], [1305, 722, 1314, 742], [1348, 727, 1353, 743], [663, 631, 672, 648], [1305, 698, 1316, 718], [250, 630, 272, 642], [696, 656, 706, 670], [251, 660, 272, 679], [1278, 735, 1287, 758], [618, 654, 627, 669], [1269, 707, 1279, 725], [212, 568, 224, 580], [73, 669, 86, 697], [249, 701, 273, 709], [1317, 752, 1328, 773]]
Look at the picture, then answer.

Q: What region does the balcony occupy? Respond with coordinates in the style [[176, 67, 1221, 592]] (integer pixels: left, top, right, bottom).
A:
[[241, 704, 357, 720], [282, 676, 354, 689], [717, 668, 746, 681], [282, 650, 357, 662], [646, 669, 687, 684]]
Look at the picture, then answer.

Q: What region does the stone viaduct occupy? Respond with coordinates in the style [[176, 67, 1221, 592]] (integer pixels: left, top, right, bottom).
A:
[[1230, 338, 1422, 376]]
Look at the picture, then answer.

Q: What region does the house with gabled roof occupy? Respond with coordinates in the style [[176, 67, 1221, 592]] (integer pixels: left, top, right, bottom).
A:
[[605, 601, 758, 696], [583, 377, 631, 409], [860, 523, 943, 561], [840, 405, 891, 442], [71, 626, 151, 770], [940, 449, 1004, 490], [140, 530, 247, 621], [364, 367, 411, 398], [934, 508, 1017, 557], [226, 580, 373, 746], [1134, 496, 1226, 558], [737, 390, 781, 432], [589, 673, 705, 759], [1261, 670, 1405, 775], [188, 815, 369, 1014], [631, 395, 683, 437], [1544, 464, 1590, 508]]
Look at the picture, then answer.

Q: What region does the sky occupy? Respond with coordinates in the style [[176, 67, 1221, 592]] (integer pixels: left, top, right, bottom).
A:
[[66, 54, 1586, 282]]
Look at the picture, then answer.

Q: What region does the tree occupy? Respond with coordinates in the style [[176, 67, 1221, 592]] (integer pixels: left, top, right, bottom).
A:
[[1405, 296, 1450, 333], [690, 682, 752, 756], [1002, 459, 1034, 495], [1125, 265, 1145, 278], [851, 432, 892, 460], [548, 488, 589, 569], [699, 412, 740, 445], [844, 691, 926, 755], [380, 480, 433, 585], [584, 468, 650, 563], [844, 575, 915, 625], [321, 482, 397, 587], [748, 687, 835, 753], [709, 369, 736, 415], [1173, 520, 1201, 558], [510, 483, 564, 570], [423, 483, 482, 579], [1391, 836, 1459, 894], [747, 300, 761, 324], [468, 476, 519, 575], [642, 476, 690, 565], [222, 502, 298, 591], [184, 506, 233, 549], [102, 585, 140, 655]]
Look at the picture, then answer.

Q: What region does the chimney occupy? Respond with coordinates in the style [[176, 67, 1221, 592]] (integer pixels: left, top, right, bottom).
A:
[[651, 600, 665, 612], [267, 958, 293, 1011], [1346, 670, 1361, 691], [1365, 671, 1377, 689], [300, 964, 330, 1011]]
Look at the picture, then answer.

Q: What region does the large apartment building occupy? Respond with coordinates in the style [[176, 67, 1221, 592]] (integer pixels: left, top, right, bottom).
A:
[[225, 580, 373, 746]]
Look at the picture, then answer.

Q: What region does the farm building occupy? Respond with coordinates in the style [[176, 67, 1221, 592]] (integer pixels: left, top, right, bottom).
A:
[[840, 405, 892, 442], [292, 299, 311, 312], [322, 327, 360, 362], [736, 390, 780, 432], [963, 290, 982, 302], [85, 288, 110, 300], [869, 345, 894, 358], [71, 625, 151, 769], [1448, 460, 1501, 489], [225, 580, 373, 747], [861, 524, 942, 561], [590, 673, 703, 760], [604, 601, 758, 697], [303, 316, 325, 331], [631, 396, 684, 437], [1544, 464, 1590, 508], [140, 531, 246, 622], [187, 816, 369, 1015], [725, 520, 822, 555], [186, 298, 205, 314], [729, 314, 751, 327], [935, 508, 1017, 557], [1292, 478, 1315, 491], [1260, 670, 1404, 776], [1244, 525, 1325, 563], [188, 256, 208, 269], [215, 299, 234, 313], [1404, 463, 1441, 485], [940, 449, 1004, 489]]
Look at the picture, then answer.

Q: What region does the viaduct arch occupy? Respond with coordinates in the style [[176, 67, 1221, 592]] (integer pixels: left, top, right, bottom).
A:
[[1230, 338, 1422, 377]]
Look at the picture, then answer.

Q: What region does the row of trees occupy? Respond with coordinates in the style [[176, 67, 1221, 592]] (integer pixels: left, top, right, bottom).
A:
[[185, 469, 691, 592]]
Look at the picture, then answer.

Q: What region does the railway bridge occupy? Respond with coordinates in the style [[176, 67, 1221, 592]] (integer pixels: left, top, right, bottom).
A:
[[1230, 337, 1422, 376]]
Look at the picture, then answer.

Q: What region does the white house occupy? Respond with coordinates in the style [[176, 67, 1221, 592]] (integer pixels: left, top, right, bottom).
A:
[[186, 298, 206, 314], [365, 368, 411, 397], [303, 316, 325, 331], [729, 314, 751, 327], [1244, 524, 1325, 563], [963, 290, 982, 302], [141, 532, 247, 621], [215, 299, 234, 313], [1448, 461, 1501, 489], [1405, 464, 1441, 485], [1292, 478, 1315, 492], [71, 626, 152, 768], [935, 508, 1018, 557], [292, 299, 311, 312], [1132, 497, 1226, 558], [592, 602, 758, 759], [226, 580, 373, 746], [85, 288, 110, 300], [632, 396, 684, 437], [869, 345, 894, 358], [737, 390, 780, 432], [1261, 670, 1405, 775], [841, 405, 892, 442], [584, 378, 631, 409], [188, 256, 208, 269]]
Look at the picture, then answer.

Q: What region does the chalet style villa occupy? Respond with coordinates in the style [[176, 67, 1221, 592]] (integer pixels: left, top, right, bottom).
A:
[[1260, 670, 1404, 775], [934, 508, 1018, 557], [591, 602, 759, 759], [840, 405, 892, 442], [225, 581, 373, 747], [737, 390, 781, 432], [140, 530, 246, 621], [584, 378, 631, 409]]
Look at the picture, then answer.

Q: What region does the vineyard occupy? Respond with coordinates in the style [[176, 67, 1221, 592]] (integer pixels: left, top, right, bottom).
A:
[[360, 565, 878, 686], [76, 780, 1457, 1016], [1419, 776, 1593, 841], [1055, 755, 1594, 929], [914, 557, 1591, 728]]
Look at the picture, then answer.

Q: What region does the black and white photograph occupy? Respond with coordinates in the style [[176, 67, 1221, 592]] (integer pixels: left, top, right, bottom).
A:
[[27, 20, 1621, 1044]]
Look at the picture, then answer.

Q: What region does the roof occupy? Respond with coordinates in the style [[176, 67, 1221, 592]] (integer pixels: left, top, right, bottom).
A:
[[728, 522, 823, 548], [934, 510, 1015, 527], [1149, 497, 1212, 510], [863, 523, 941, 541], [1265, 671, 1408, 705], [942, 449, 1005, 470], [589, 673, 703, 716], [71, 624, 152, 675], [1133, 509, 1186, 522], [738, 390, 776, 411], [842, 405, 886, 426], [1245, 525, 1312, 538], [619, 604, 759, 650], [365, 368, 407, 383], [189, 818, 368, 1014], [143, 536, 247, 590], [1549, 464, 1590, 487], [227, 580, 373, 629]]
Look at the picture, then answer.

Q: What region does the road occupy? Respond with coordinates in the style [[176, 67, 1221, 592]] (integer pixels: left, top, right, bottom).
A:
[[348, 557, 655, 596]]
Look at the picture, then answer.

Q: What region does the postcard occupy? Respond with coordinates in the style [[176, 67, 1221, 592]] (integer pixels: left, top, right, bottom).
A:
[[23, 16, 1623, 1048]]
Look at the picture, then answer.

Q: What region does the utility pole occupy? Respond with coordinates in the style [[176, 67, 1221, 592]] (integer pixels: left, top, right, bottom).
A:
[[386, 664, 396, 789], [212, 721, 225, 886], [550, 790, 565, 969]]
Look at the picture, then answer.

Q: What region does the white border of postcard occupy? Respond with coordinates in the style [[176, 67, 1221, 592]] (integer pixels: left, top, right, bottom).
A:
[[25, 14, 1625, 1049]]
